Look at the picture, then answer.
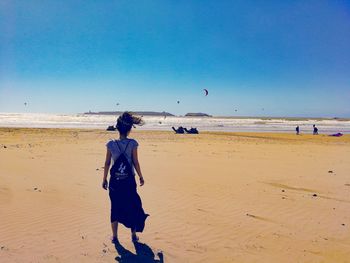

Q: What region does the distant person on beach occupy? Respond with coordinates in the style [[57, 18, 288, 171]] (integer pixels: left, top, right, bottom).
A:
[[296, 126, 300, 135], [102, 112, 149, 243], [313, 125, 318, 135]]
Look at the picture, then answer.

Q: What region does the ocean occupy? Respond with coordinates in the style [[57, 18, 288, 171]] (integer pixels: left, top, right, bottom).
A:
[[0, 113, 350, 134]]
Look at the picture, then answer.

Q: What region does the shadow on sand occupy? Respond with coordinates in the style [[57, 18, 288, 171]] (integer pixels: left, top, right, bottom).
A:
[[114, 241, 164, 263]]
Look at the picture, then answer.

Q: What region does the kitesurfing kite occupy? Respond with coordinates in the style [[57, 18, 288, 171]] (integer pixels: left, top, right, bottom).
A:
[[177, 100, 180, 104], [203, 89, 208, 96]]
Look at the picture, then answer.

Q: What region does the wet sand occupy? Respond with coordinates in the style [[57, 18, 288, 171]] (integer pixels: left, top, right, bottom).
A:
[[0, 128, 350, 262]]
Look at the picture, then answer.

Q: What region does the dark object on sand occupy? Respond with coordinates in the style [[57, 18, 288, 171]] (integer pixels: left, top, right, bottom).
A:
[[313, 194, 317, 197], [329, 133, 343, 137], [328, 170, 333, 173], [172, 126, 185, 134], [184, 127, 199, 134], [106, 125, 116, 131]]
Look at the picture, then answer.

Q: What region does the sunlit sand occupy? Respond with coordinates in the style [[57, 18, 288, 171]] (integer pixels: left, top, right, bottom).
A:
[[0, 128, 350, 262]]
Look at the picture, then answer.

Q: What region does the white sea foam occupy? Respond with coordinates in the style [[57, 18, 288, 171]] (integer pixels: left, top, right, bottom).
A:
[[0, 113, 349, 134]]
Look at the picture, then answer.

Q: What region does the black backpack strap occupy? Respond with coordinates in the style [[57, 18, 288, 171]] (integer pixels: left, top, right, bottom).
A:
[[123, 140, 131, 154], [115, 140, 122, 152], [115, 140, 131, 154]]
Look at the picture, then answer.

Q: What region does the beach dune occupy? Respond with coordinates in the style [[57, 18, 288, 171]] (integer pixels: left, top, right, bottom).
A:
[[0, 128, 350, 262]]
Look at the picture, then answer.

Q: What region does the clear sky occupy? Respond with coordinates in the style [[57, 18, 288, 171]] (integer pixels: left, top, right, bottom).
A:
[[1, 0, 349, 117]]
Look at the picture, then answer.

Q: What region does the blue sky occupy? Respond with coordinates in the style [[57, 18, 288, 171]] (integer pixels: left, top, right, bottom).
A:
[[1, 0, 350, 117]]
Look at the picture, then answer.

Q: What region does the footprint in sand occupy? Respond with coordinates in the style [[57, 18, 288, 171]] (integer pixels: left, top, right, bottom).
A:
[[246, 213, 276, 223], [1, 246, 8, 251], [246, 213, 256, 218]]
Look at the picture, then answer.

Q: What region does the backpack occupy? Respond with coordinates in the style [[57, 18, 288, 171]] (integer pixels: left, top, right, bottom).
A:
[[110, 140, 133, 181]]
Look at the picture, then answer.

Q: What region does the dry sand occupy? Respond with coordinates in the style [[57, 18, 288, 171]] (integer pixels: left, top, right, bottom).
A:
[[0, 128, 350, 263]]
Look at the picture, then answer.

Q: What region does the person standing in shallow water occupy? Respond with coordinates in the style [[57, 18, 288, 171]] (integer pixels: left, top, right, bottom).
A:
[[102, 112, 149, 243], [313, 124, 319, 135], [296, 126, 300, 135]]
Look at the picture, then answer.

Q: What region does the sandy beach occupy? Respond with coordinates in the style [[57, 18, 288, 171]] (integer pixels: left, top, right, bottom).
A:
[[0, 128, 350, 263]]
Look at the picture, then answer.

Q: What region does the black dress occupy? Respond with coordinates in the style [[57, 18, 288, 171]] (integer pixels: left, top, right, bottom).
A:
[[108, 140, 149, 232]]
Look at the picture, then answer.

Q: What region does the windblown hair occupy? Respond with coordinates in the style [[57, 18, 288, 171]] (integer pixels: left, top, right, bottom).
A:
[[116, 112, 144, 135]]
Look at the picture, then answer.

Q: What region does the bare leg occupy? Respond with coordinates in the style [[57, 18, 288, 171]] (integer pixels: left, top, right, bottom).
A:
[[111, 221, 118, 241]]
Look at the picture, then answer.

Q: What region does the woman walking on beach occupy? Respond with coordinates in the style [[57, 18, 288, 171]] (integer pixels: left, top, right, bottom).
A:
[[102, 112, 148, 243]]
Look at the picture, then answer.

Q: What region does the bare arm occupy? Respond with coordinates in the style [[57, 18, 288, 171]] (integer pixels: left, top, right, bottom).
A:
[[132, 147, 144, 186], [102, 149, 112, 190]]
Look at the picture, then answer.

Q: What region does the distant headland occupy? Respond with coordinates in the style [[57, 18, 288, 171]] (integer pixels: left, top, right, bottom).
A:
[[84, 111, 175, 116], [185, 113, 212, 117], [84, 111, 213, 117]]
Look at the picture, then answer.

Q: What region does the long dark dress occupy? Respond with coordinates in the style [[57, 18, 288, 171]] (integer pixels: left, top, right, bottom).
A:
[[107, 139, 149, 232]]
